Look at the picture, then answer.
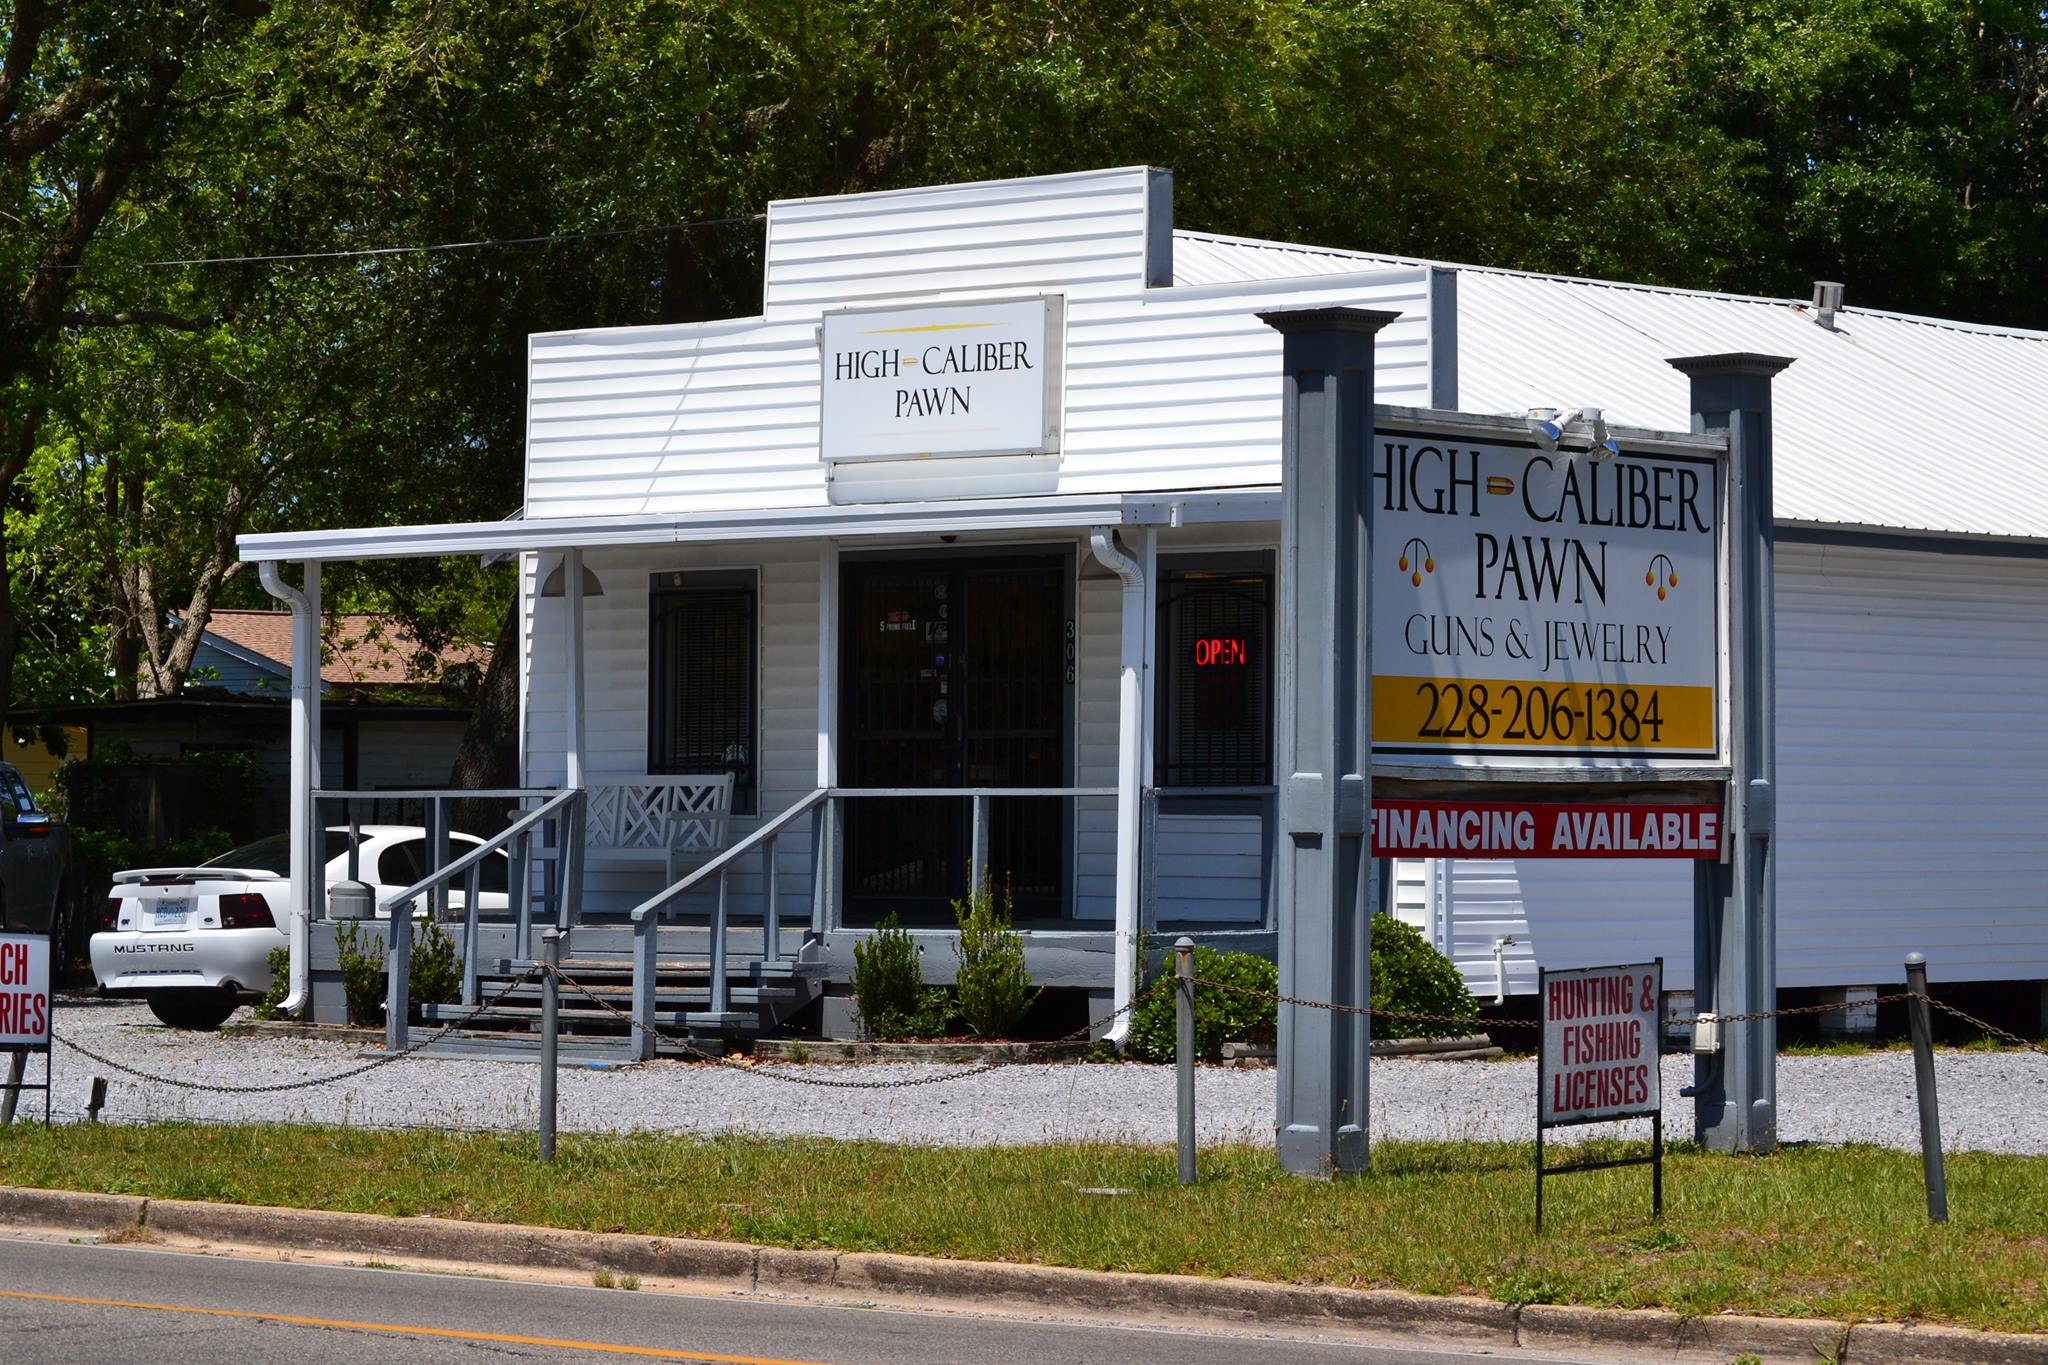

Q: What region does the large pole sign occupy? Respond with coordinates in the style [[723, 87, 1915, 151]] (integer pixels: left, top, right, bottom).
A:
[[1370, 428, 1719, 761], [1537, 959, 1664, 1228]]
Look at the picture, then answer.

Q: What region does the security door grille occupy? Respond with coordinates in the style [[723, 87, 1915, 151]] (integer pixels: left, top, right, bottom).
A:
[[841, 556, 1068, 924], [648, 571, 758, 813]]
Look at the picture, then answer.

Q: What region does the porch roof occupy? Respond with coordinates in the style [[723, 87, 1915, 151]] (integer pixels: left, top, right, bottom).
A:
[[237, 487, 1282, 564]]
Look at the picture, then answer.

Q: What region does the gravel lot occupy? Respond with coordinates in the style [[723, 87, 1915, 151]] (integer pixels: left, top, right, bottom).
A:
[[20, 997, 2048, 1153]]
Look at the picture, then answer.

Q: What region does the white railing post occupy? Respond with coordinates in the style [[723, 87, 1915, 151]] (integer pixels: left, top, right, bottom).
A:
[[763, 833, 781, 962], [632, 910, 658, 1061], [710, 868, 731, 1015], [970, 792, 990, 891], [461, 859, 482, 1005]]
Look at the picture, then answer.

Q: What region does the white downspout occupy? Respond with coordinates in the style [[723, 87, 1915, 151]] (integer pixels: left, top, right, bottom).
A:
[[1088, 527, 1144, 1045], [259, 559, 319, 1016]]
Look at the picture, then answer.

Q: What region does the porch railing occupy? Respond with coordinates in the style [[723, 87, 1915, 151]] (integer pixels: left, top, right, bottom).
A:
[[626, 787, 830, 1056], [311, 786, 586, 1051], [623, 785, 1118, 1056]]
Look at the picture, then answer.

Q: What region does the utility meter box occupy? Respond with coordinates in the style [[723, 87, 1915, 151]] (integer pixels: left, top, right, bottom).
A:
[[326, 880, 375, 922]]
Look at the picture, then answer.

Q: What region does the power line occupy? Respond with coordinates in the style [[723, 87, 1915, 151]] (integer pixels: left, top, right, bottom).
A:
[[38, 212, 765, 272]]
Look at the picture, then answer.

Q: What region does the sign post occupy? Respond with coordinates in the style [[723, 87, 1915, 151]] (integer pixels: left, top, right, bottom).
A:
[[1671, 354, 1792, 1155], [1263, 305, 1398, 1179], [0, 932, 53, 1128], [1537, 959, 1663, 1229]]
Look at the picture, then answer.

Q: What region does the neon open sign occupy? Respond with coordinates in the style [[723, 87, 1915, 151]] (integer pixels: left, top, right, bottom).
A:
[[1192, 637, 1249, 668]]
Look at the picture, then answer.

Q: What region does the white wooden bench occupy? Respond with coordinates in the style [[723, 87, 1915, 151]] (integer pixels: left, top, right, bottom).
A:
[[585, 774, 735, 882]]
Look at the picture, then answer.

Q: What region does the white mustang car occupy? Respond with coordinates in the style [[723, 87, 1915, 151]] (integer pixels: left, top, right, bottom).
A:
[[90, 826, 506, 1030]]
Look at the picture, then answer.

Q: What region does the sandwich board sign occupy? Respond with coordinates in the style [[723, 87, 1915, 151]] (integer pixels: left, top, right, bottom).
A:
[[0, 931, 52, 1127], [1536, 959, 1663, 1227]]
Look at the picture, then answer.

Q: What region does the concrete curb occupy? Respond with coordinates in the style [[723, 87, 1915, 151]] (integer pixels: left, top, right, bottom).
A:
[[2, 1185, 2042, 1362]]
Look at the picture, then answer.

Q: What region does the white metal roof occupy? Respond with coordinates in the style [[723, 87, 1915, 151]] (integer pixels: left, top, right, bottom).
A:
[[1177, 230, 2048, 543]]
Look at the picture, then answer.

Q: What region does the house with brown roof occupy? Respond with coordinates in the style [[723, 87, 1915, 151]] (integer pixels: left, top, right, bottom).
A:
[[21, 612, 485, 838]]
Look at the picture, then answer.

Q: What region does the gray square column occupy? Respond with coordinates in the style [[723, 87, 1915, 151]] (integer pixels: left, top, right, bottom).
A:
[[1669, 352, 1793, 1154], [1260, 306, 1399, 1177]]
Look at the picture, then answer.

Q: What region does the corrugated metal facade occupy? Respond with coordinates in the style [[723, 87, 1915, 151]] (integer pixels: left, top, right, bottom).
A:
[[1425, 542, 2048, 993], [1175, 230, 2048, 542]]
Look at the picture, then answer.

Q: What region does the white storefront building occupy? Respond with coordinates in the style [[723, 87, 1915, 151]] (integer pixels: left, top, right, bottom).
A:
[[243, 166, 2048, 1040]]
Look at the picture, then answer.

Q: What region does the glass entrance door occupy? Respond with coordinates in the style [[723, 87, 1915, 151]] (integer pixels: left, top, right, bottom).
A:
[[841, 555, 1067, 924]]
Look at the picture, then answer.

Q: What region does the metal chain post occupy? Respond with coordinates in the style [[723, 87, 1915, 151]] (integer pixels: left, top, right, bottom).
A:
[[1175, 936, 1195, 1185], [540, 929, 562, 1162], [1904, 952, 1948, 1223]]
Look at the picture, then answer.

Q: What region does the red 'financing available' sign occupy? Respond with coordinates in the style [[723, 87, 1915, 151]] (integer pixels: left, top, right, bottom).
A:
[[1540, 961, 1662, 1125], [1371, 801, 1720, 859], [0, 933, 50, 1048]]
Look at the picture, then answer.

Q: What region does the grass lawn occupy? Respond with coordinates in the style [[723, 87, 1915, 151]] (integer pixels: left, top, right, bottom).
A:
[[0, 1124, 2042, 1333]]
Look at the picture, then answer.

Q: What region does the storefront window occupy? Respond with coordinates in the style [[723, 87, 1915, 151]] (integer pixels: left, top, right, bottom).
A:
[[1156, 557, 1273, 788]]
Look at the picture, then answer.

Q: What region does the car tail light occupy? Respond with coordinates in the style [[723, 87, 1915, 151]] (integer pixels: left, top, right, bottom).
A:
[[100, 899, 123, 931], [219, 894, 275, 929]]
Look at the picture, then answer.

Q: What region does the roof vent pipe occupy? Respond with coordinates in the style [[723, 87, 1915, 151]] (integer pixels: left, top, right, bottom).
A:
[[1811, 280, 1845, 329]]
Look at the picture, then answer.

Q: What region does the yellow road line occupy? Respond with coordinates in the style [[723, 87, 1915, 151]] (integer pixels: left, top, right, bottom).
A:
[[0, 1288, 832, 1364]]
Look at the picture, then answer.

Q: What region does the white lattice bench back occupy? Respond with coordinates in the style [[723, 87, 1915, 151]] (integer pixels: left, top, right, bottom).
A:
[[585, 774, 735, 880]]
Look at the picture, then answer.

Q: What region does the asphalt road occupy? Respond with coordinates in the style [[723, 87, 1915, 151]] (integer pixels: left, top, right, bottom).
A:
[[0, 1234, 1600, 1365]]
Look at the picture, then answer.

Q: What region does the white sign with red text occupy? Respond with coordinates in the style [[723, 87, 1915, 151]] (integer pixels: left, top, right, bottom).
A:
[[1540, 961, 1661, 1125], [0, 932, 51, 1048]]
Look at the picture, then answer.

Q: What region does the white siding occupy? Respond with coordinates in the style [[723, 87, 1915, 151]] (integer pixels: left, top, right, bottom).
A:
[[1072, 571, 1120, 920], [523, 542, 822, 918], [1442, 542, 2048, 992], [524, 170, 1438, 519]]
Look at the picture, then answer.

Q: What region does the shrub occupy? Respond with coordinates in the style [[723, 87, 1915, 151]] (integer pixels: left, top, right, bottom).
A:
[[1372, 915, 1478, 1038], [410, 920, 462, 1009], [331, 919, 465, 1026], [851, 913, 928, 1041], [251, 947, 291, 1021], [333, 921, 385, 1026], [1124, 919, 1477, 1060], [1127, 947, 1277, 1062], [951, 878, 1038, 1038]]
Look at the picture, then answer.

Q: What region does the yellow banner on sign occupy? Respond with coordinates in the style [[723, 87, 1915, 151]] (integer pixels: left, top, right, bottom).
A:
[[1373, 676, 1714, 751]]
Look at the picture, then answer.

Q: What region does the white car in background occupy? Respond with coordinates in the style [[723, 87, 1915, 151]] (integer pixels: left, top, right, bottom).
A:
[[90, 825, 507, 1030]]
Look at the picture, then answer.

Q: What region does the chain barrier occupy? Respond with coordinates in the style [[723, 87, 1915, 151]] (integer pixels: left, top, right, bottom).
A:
[[51, 966, 544, 1095], [1188, 977, 2047, 1052], [1927, 997, 2048, 1055], [545, 965, 1171, 1091], [1187, 974, 1538, 1031]]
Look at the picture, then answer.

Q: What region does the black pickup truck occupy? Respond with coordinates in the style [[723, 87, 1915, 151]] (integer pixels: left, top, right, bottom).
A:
[[0, 760, 76, 946]]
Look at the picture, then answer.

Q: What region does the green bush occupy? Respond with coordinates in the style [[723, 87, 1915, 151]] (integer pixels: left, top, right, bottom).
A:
[[333, 922, 385, 1026], [1372, 915, 1479, 1038], [410, 920, 462, 1009], [331, 919, 465, 1026], [851, 914, 953, 1041], [1125, 918, 1478, 1060], [251, 946, 291, 1021], [1127, 946, 1277, 1062], [951, 878, 1038, 1038]]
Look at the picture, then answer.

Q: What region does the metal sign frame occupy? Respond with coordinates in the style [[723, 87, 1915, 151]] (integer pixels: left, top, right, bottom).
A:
[[0, 931, 54, 1129], [1535, 958, 1663, 1230]]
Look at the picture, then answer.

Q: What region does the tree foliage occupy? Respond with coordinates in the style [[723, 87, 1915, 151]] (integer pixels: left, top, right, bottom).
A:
[[4, 0, 2042, 724]]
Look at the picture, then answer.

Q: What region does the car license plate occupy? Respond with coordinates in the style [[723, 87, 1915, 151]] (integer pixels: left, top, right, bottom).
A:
[[153, 898, 191, 925]]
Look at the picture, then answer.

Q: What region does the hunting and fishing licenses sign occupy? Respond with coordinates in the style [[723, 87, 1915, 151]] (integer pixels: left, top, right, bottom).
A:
[[1534, 959, 1665, 1227], [1541, 961, 1662, 1124], [1371, 425, 1720, 763]]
